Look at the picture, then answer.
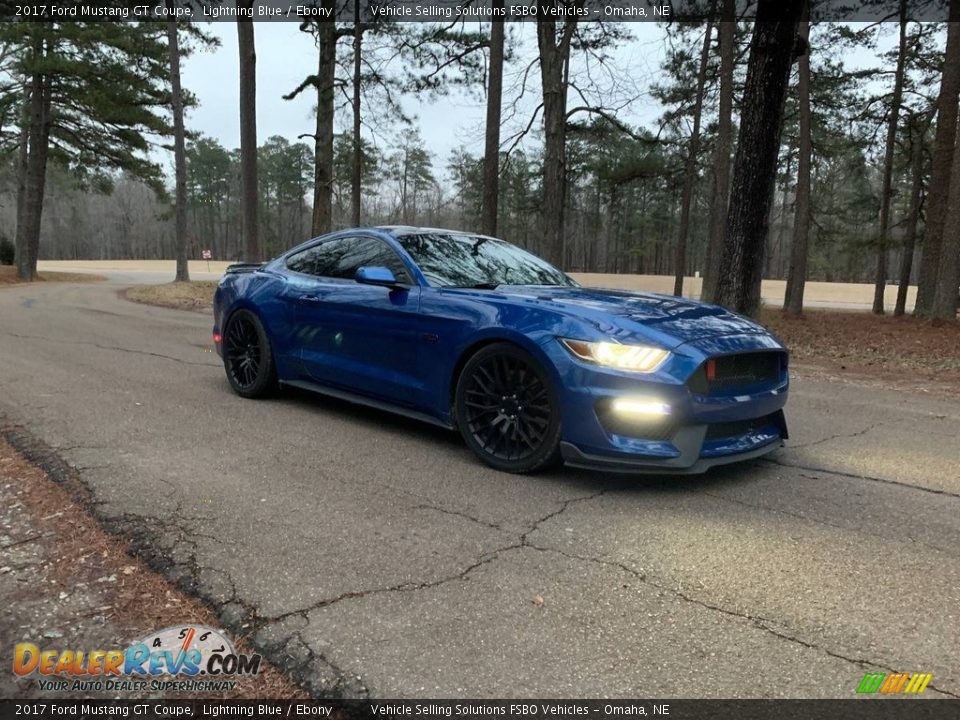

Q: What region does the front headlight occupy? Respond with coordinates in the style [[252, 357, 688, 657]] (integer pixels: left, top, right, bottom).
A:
[[560, 338, 671, 373]]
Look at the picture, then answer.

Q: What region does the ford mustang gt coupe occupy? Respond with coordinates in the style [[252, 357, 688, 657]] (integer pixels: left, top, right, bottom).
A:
[[213, 227, 788, 474]]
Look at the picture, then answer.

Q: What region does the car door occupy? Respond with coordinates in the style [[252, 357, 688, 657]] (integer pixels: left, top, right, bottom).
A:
[[293, 234, 424, 405]]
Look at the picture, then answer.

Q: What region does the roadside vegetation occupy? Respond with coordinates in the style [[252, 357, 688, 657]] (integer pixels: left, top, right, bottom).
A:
[[125, 281, 218, 312], [761, 309, 960, 394], [0, 431, 306, 699], [0, 266, 103, 286]]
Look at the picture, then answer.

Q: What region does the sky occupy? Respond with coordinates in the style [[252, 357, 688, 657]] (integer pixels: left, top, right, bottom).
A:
[[174, 21, 900, 182], [176, 21, 668, 178]]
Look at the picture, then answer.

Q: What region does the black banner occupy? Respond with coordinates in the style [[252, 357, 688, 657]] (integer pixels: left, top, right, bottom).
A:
[[0, 0, 953, 23], [2, 700, 960, 720]]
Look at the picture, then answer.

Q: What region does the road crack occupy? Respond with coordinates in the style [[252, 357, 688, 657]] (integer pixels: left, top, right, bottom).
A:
[[787, 421, 891, 449], [763, 457, 960, 500], [521, 542, 960, 698], [261, 489, 608, 625], [698, 490, 955, 556], [411, 503, 503, 530]]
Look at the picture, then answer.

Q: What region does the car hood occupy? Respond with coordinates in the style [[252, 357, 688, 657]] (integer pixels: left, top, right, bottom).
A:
[[496, 285, 771, 349]]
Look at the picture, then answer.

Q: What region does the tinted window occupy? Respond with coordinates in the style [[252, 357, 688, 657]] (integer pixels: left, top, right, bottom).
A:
[[286, 237, 411, 283], [396, 233, 574, 288], [286, 246, 322, 275]]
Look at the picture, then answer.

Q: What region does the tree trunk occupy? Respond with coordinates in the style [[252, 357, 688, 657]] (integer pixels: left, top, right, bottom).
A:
[[14, 79, 31, 278], [784, 20, 812, 315], [237, 13, 260, 263], [537, 13, 577, 268], [401, 148, 410, 224], [168, 12, 190, 282], [872, 4, 909, 314], [773, 151, 793, 280], [915, 0, 960, 316], [702, 0, 735, 303], [933, 121, 960, 319], [481, 11, 505, 237], [17, 36, 52, 283], [895, 112, 928, 316], [714, 0, 804, 317], [351, 0, 363, 227], [674, 20, 713, 297], [313, 13, 336, 236]]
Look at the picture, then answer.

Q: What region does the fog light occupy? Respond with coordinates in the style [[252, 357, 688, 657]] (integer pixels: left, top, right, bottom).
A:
[[213, 333, 222, 343], [611, 398, 671, 416]]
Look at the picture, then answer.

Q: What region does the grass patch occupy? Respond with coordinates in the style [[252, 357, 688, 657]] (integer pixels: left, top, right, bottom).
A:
[[0, 265, 105, 285], [125, 280, 218, 312]]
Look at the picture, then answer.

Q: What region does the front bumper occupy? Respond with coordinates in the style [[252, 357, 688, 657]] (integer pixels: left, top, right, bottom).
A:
[[544, 335, 789, 474], [559, 411, 786, 474]]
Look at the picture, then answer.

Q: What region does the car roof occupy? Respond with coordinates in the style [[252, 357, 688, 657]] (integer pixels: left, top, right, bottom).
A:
[[376, 225, 502, 242]]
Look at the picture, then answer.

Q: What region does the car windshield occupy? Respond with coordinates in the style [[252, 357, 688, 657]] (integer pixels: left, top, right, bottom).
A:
[[395, 232, 576, 288]]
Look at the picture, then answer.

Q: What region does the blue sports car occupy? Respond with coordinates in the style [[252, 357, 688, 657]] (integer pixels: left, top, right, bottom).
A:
[[213, 227, 788, 474]]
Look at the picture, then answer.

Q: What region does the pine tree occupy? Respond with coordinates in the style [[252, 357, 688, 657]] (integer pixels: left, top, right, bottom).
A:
[[872, 0, 910, 315], [482, 13, 505, 237], [672, 19, 713, 296], [784, 19, 811, 316], [894, 110, 931, 316], [236, 7, 259, 263], [714, 0, 805, 316], [701, 0, 736, 302], [915, 0, 960, 316], [1, 22, 172, 281]]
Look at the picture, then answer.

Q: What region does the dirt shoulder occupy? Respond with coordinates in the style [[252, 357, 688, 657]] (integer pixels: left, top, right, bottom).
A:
[[0, 430, 306, 700], [760, 308, 960, 397], [124, 281, 218, 313], [0, 266, 105, 286]]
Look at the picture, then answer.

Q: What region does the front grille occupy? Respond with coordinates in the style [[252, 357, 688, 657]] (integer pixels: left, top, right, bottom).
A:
[[705, 413, 778, 440], [688, 351, 785, 394]]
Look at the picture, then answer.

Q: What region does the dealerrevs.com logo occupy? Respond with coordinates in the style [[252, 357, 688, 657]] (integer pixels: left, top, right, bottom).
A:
[[13, 625, 261, 693]]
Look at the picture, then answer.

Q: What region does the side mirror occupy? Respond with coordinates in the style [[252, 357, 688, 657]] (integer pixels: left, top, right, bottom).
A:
[[355, 266, 400, 288]]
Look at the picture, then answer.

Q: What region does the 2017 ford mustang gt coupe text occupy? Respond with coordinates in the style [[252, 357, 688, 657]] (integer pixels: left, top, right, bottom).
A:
[[213, 227, 789, 474]]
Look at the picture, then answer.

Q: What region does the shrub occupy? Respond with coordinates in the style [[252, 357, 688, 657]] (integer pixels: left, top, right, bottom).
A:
[[0, 237, 14, 266]]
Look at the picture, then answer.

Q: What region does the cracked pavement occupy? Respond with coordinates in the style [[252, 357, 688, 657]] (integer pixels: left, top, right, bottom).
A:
[[1, 277, 959, 698]]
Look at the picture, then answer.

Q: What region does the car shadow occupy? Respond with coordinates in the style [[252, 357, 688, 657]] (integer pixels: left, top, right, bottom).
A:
[[275, 383, 463, 446], [557, 457, 775, 495], [209, 375, 776, 493]]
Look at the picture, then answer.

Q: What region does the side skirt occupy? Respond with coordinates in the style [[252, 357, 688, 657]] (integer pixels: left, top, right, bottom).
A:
[[280, 379, 455, 430]]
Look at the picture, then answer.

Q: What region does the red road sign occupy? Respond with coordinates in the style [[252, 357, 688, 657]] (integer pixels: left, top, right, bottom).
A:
[[201, 249, 212, 260]]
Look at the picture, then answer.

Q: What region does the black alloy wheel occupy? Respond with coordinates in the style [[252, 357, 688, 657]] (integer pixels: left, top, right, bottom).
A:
[[223, 309, 277, 398], [455, 342, 562, 473]]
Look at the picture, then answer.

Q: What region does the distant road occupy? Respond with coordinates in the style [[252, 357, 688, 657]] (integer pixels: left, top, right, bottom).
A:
[[37, 260, 915, 313]]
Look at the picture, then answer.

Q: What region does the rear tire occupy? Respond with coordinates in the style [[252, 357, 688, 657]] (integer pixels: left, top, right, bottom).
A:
[[222, 309, 277, 398], [454, 342, 562, 474]]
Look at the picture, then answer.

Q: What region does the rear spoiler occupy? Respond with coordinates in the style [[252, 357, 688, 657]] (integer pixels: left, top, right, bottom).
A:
[[225, 262, 264, 275]]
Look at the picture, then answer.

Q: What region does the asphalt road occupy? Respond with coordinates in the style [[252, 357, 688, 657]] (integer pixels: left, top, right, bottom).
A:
[[1, 276, 958, 699]]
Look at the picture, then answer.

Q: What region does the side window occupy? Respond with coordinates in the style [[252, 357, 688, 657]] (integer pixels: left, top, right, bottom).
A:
[[327, 237, 413, 282], [287, 237, 411, 282], [286, 247, 320, 275]]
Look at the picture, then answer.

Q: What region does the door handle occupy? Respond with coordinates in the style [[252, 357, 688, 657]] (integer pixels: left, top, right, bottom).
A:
[[298, 294, 322, 303]]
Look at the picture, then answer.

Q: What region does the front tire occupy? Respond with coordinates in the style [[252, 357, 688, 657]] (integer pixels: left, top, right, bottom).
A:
[[222, 309, 277, 398], [454, 342, 562, 474]]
